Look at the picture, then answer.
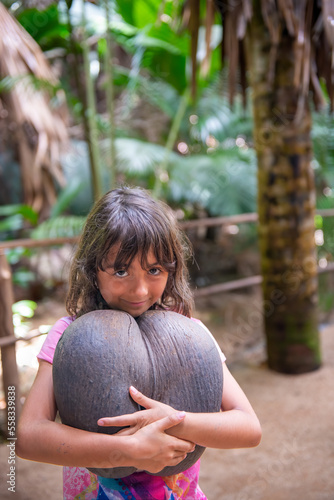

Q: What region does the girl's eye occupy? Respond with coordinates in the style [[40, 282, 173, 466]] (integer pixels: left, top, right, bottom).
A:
[[114, 269, 128, 277], [148, 267, 161, 276]]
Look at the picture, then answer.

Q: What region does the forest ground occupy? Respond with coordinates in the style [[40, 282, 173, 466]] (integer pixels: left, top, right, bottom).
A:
[[0, 290, 333, 500]]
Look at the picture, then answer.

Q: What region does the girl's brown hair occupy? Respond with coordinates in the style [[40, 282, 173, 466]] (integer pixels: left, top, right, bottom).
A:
[[66, 187, 194, 318]]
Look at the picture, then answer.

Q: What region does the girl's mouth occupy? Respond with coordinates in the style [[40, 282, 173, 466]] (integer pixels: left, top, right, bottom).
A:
[[125, 300, 148, 308]]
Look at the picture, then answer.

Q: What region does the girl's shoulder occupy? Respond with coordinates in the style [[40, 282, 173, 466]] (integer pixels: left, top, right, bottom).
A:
[[37, 316, 74, 364]]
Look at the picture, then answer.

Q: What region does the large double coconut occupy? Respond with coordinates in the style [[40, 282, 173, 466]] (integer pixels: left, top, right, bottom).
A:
[[53, 309, 223, 478]]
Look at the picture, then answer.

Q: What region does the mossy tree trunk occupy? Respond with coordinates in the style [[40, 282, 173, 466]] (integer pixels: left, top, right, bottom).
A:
[[245, 3, 321, 373]]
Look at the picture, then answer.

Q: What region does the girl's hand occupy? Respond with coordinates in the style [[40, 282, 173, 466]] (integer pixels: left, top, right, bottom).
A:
[[97, 386, 179, 435], [98, 387, 195, 473], [124, 411, 195, 474]]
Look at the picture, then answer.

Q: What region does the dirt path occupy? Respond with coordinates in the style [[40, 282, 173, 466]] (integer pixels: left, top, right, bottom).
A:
[[0, 298, 333, 499], [200, 324, 334, 500]]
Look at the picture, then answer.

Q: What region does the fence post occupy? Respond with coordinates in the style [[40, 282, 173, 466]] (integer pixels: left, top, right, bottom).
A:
[[0, 251, 21, 435]]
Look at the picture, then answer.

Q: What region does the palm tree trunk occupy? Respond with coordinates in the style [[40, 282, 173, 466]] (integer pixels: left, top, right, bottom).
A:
[[245, 2, 321, 373]]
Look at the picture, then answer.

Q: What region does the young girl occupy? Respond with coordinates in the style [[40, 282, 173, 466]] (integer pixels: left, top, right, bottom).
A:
[[17, 187, 261, 500]]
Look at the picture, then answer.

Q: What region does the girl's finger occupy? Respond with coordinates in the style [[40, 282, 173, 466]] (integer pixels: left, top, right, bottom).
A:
[[97, 414, 136, 427], [113, 427, 134, 436], [156, 412, 187, 432], [156, 413, 195, 452], [129, 386, 155, 408]]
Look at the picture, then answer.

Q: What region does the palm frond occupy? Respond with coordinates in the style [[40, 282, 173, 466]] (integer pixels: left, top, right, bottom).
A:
[[312, 110, 334, 174], [207, 0, 334, 110], [0, 2, 68, 218], [189, 91, 253, 144], [31, 215, 85, 240], [168, 146, 257, 216], [111, 137, 179, 174]]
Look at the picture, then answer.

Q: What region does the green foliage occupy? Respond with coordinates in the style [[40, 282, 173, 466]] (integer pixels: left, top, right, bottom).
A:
[[0, 188, 85, 289], [312, 110, 334, 191], [106, 19, 188, 92], [315, 194, 334, 259], [114, 137, 176, 174], [113, 0, 136, 27], [9, 0, 243, 217], [312, 109, 334, 261], [11, 268, 37, 289], [12, 299, 37, 337], [0, 74, 62, 101], [114, 0, 169, 31], [189, 86, 253, 144], [51, 178, 86, 218], [0, 204, 38, 234], [167, 146, 257, 216], [7, 1, 252, 219], [124, 0, 158, 29], [0, 204, 38, 224], [318, 273, 334, 323], [16, 4, 69, 51], [12, 299, 37, 318], [105, 135, 257, 216], [31, 180, 87, 239], [31, 215, 85, 239], [134, 75, 181, 118]]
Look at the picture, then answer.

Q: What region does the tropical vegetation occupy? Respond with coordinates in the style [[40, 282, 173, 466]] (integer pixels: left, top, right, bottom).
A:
[[1, 0, 334, 373]]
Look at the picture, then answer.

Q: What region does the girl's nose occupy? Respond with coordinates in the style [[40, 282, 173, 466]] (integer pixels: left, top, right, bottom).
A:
[[130, 277, 148, 297]]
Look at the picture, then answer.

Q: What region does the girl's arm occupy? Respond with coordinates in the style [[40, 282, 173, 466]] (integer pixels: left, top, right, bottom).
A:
[[98, 363, 262, 450], [168, 362, 262, 448], [16, 360, 195, 473]]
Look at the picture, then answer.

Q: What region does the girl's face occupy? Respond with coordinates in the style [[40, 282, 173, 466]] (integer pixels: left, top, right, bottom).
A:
[[96, 247, 169, 317]]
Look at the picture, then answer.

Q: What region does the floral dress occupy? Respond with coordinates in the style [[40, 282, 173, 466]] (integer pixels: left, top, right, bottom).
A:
[[63, 461, 206, 500]]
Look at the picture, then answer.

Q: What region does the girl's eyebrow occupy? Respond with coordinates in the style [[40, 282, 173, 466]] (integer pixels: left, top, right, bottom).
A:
[[103, 260, 116, 270], [103, 256, 162, 270]]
